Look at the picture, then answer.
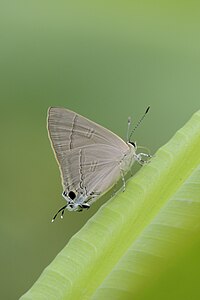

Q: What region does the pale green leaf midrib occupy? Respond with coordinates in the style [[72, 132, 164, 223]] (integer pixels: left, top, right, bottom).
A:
[[80, 112, 200, 298], [91, 165, 200, 299]]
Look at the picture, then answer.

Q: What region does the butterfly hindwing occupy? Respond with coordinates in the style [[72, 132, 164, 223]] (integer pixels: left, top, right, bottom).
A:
[[59, 144, 124, 200]]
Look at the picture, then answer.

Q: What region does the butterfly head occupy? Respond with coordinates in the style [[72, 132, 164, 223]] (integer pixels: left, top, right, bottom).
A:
[[128, 141, 137, 148]]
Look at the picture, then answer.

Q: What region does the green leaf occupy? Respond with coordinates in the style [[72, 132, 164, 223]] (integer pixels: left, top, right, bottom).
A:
[[20, 110, 200, 300]]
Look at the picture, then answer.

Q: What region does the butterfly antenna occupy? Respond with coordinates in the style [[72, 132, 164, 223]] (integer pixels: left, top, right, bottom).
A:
[[51, 205, 67, 222], [126, 116, 131, 142], [128, 106, 150, 141]]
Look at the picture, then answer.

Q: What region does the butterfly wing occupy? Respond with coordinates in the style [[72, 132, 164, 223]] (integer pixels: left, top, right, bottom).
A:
[[47, 107, 128, 164], [47, 107, 134, 210], [60, 144, 128, 205]]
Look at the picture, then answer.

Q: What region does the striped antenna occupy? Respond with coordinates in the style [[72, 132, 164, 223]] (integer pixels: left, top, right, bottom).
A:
[[128, 106, 150, 141]]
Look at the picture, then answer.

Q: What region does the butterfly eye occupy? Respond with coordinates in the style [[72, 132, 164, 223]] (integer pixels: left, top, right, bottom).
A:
[[129, 141, 136, 147], [68, 191, 76, 200]]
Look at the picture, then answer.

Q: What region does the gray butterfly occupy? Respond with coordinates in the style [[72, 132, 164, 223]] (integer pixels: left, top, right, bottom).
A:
[[47, 107, 151, 221]]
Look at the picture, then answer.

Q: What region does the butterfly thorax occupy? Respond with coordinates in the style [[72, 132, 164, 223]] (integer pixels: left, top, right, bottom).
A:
[[119, 141, 137, 171]]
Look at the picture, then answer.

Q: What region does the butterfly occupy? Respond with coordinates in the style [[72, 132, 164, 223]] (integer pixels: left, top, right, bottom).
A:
[[47, 107, 151, 221]]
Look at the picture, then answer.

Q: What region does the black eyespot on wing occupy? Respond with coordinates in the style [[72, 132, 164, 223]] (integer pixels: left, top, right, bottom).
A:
[[68, 191, 76, 200]]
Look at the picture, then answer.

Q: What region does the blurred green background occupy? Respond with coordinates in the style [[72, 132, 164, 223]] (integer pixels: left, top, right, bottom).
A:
[[0, 1, 200, 299]]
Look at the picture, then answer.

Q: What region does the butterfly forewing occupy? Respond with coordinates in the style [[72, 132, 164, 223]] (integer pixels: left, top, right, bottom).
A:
[[47, 107, 128, 164]]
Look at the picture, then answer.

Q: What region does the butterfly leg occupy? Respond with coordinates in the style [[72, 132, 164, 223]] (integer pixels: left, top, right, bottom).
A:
[[134, 153, 152, 165], [120, 168, 126, 192], [111, 183, 117, 197], [130, 165, 134, 177]]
